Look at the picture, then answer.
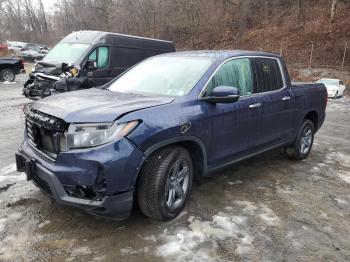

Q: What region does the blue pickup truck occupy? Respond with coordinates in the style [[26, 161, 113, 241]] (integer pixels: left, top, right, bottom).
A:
[[16, 51, 327, 221]]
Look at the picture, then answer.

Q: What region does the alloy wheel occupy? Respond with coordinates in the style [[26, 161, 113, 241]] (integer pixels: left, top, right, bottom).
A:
[[2, 70, 15, 82], [165, 159, 190, 210], [299, 127, 313, 155]]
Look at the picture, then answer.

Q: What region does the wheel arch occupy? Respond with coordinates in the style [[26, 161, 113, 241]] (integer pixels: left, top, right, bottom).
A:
[[0, 64, 15, 70], [143, 136, 208, 181], [304, 111, 318, 131]]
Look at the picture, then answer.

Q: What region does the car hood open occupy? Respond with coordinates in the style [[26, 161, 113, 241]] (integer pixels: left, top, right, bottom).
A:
[[31, 88, 174, 123]]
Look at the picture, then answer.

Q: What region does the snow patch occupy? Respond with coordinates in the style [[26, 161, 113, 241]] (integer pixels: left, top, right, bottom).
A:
[[227, 180, 244, 186], [276, 185, 294, 195], [337, 170, 350, 184], [334, 198, 348, 205], [0, 173, 26, 184], [0, 212, 29, 260], [120, 247, 137, 256], [70, 246, 92, 256], [0, 164, 17, 175], [151, 201, 280, 261], [144, 235, 157, 242], [236, 201, 281, 226], [2, 81, 17, 85], [155, 213, 253, 261], [325, 152, 350, 168], [312, 166, 320, 172], [38, 220, 51, 229], [0, 164, 25, 184]]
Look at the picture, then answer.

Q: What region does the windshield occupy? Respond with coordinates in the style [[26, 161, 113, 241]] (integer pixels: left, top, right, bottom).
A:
[[318, 79, 338, 85], [108, 56, 214, 96], [43, 43, 90, 63]]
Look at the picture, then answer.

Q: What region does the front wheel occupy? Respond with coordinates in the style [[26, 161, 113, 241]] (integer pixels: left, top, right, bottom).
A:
[[137, 146, 193, 221], [334, 91, 338, 99], [0, 69, 15, 82], [285, 119, 315, 160]]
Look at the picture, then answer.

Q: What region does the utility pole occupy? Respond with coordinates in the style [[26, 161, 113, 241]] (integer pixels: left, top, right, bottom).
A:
[[309, 43, 314, 68], [331, 0, 338, 23], [342, 42, 347, 69], [279, 43, 283, 56]]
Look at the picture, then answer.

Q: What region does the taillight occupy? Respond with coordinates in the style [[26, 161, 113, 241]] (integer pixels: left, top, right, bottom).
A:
[[20, 59, 24, 69]]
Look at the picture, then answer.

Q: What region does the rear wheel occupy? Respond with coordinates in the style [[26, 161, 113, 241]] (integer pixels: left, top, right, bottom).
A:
[[285, 119, 314, 160], [137, 146, 193, 221], [0, 69, 15, 82], [334, 91, 338, 99]]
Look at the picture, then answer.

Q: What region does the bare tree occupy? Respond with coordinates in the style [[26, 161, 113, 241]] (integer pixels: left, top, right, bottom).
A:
[[331, 0, 338, 23]]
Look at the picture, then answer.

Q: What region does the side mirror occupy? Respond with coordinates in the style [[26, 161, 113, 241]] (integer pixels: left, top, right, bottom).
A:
[[200, 86, 240, 104], [86, 60, 97, 71]]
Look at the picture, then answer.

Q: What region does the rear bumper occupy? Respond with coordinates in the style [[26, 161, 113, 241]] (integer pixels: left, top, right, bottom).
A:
[[327, 90, 338, 97]]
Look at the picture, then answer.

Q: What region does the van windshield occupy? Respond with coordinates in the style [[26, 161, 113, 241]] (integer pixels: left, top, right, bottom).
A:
[[108, 56, 214, 96], [43, 43, 90, 63]]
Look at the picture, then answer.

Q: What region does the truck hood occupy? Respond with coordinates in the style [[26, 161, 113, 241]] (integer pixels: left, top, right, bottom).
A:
[[31, 88, 174, 123]]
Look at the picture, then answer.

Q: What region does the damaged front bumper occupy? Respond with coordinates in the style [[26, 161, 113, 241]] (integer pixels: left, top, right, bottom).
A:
[[23, 73, 59, 100], [16, 138, 145, 220], [23, 72, 95, 100]]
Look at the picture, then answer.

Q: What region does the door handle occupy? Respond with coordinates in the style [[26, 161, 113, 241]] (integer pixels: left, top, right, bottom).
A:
[[249, 103, 261, 109], [282, 96, 291, 101]]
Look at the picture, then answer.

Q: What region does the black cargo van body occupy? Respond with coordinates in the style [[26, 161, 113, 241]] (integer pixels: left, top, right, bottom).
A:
[[23, 31, 176, 99]]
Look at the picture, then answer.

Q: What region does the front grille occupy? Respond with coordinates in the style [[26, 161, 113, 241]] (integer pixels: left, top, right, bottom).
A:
[[26, 110, 67, 157], [33, 174, 52, 195]]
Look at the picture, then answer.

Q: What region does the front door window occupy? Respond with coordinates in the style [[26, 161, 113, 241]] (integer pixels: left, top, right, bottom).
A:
[[88, 46, 109, 69], [204, 58, 253, 97]]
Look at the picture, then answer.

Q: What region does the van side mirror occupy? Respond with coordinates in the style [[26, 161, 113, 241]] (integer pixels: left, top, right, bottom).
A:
[[200, 86, 240, 104], [86, 60, 97, 70]]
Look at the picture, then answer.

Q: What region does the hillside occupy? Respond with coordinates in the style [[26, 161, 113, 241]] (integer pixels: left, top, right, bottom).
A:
[[178, 0, 350, 70]]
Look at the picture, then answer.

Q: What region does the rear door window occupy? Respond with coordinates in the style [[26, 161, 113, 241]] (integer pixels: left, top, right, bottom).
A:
[[204, 58, 253, 96], [251, 58, 284, 93]]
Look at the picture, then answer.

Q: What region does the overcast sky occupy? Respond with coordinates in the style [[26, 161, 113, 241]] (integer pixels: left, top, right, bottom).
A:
[[42, 0, 57, 11]]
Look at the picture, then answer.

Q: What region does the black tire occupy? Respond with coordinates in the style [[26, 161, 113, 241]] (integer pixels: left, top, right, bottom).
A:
[[137, 146, 193, 221], [0, 69, 15, 82], [285, 119, 315, 160], [334, 91, 338, 99]]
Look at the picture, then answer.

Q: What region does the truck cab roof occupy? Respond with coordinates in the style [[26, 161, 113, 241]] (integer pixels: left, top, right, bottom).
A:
[[161, 50, 281, 60]]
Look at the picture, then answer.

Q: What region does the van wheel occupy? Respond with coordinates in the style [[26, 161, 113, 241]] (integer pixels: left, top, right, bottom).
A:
[[284, 119, 314, 160], [137, 146, 193, 221], [0, 69, 15, 82]]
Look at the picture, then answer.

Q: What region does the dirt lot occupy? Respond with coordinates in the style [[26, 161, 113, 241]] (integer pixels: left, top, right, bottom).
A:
[[0, 75, 350, 262]]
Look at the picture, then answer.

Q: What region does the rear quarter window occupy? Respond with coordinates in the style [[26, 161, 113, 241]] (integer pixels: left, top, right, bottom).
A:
[[252, 58, 284, 93]]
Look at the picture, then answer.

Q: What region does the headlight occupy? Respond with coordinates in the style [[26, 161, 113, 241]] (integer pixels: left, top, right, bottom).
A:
[[65, 121, 139, 149]]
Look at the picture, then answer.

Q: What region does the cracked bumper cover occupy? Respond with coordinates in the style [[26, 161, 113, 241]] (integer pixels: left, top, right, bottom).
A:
[[16, 138, 145, 220]]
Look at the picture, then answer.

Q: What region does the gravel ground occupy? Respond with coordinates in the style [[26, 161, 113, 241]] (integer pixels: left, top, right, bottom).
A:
[[0, 75, 349, 262]]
